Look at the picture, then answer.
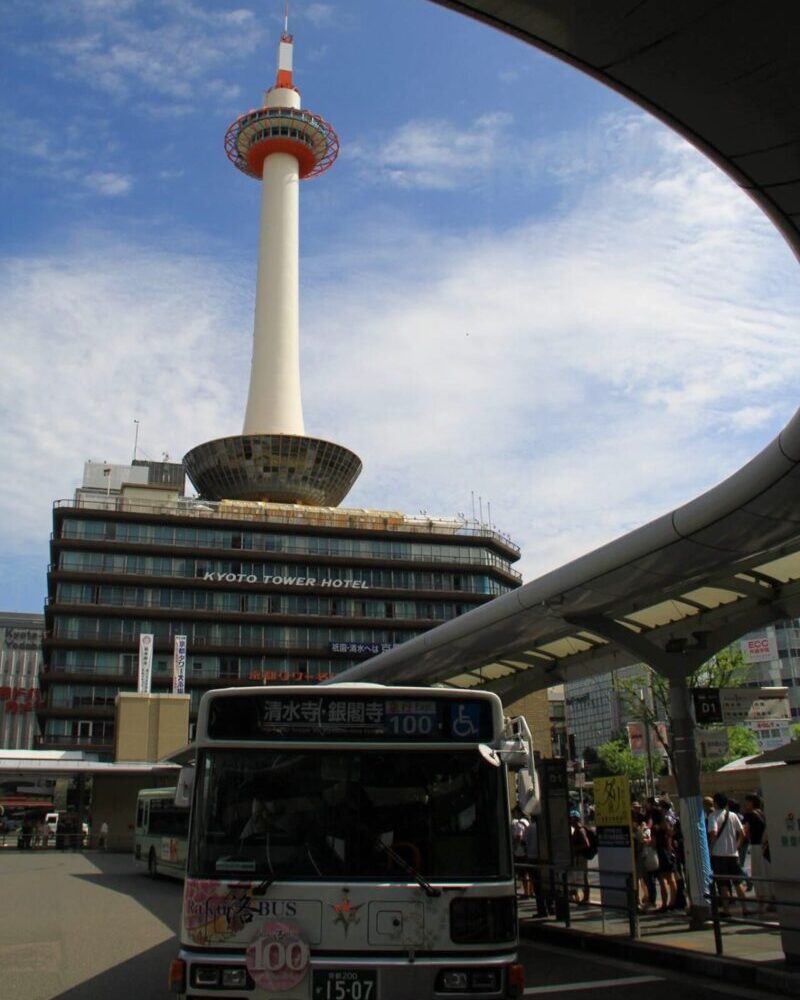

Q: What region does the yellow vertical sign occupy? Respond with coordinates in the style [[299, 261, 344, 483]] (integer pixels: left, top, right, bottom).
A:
[[593, 776, 635, 910], [594, 776, 631, 828]]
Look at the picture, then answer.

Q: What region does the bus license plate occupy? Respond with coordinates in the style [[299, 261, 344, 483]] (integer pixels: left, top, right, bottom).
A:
[[312, 969, 377, 1000]]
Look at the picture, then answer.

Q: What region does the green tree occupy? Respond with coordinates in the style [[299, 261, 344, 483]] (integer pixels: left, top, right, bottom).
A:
[[792, 723, 800, 741], [594, 735, 647, 782], [699, 724, 760, 771], [727, 724, 759, 759], [614, 645, 753, 770]]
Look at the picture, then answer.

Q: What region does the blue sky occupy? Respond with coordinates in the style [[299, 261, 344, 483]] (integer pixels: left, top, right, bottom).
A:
[[2, 0, 800, 613]]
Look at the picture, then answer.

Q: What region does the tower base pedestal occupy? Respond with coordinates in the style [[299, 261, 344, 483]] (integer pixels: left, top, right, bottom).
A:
[[183, 434, 362, 506]]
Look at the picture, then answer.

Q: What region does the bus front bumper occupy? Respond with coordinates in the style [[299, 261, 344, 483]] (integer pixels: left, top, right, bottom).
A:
[[172, 949, 524, 1000]]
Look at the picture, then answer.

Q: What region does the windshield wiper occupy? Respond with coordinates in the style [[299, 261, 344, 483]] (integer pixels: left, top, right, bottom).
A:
[[374, 838, 441, 898]]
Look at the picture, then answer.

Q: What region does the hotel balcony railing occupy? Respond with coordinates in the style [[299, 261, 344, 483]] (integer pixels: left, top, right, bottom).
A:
[[45, 594, 467, 621], [42, 664, 327, 688], [46, 628, 412, 650], [53, 496, 521, 557], [44, 664, 137, 678], [35, 734, 113, 749], [46, 562, 512, 594], [54, 531, 521, 576]]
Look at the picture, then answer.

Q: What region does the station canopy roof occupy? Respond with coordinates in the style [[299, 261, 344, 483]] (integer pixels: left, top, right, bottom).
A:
[[0, 749, 179, 780], [332, 1, 800, 699]]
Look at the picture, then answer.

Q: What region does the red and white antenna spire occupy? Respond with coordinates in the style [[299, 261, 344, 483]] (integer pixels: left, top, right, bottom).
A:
[[275, 2, 294, 90]]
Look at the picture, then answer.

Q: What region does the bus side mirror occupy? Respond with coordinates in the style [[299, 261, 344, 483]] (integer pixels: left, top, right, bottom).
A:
[[175, 766, 194, 808]]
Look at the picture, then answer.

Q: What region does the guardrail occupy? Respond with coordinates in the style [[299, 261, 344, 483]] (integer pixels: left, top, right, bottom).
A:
[[516, 861, 639, 937], [709, 873, 798, 956], [516, 861, 795, 956]]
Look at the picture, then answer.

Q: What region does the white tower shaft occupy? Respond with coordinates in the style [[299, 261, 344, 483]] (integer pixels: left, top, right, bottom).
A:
[[243, 148, 304, 435], [241, 37, 305, 436]]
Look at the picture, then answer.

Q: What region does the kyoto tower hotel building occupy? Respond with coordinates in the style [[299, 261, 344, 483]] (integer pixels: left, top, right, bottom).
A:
[[39, 28, 522, 758]]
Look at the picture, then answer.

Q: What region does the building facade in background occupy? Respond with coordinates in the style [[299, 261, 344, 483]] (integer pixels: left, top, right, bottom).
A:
[[738, 623, 800, 753], [565, 623, 800, 764], [563, 665, 643, 761], [0, 612, 44, 749], [39, 461, 521, 759]]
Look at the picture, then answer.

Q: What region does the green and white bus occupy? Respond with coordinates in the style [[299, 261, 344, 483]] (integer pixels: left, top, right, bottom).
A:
[[135, 786, 189, 880], [169, 684, 530, 999]]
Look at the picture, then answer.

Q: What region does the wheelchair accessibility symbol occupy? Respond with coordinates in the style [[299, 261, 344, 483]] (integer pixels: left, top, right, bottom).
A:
[[451, 703, 480, 739]]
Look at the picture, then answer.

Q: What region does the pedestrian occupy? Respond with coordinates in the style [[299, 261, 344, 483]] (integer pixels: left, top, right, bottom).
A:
[[660, 796, 686, 908], [569, 809, 591, 905], [643, 803, 658, 905], [510, 806, 530, 897], [524, 815, 549, 915], [98, 820, 109, 851], [742, 793, 775, 912], [707, 792, 750, 916], [728, 798, 751, 888], [650, 807, 678, 910], [632, 806, 654, 911]]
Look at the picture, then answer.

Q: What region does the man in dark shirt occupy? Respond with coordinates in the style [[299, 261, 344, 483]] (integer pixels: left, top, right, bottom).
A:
[[743, 793, 775, 912]]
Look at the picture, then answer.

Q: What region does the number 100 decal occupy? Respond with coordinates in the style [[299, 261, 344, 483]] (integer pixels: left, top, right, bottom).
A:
[[245, 920, 310, 992]]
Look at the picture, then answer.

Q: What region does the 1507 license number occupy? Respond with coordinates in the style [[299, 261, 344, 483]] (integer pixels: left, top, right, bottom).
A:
[[313, 969, 376, 1000]]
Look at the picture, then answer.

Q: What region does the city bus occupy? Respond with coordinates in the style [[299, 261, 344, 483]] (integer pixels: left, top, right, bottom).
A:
[[169, 685, 528, 999], [134, 786, 189, 880]]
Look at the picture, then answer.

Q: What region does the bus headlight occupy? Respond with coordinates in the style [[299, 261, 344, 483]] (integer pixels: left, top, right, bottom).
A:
[[441, 971, 469, 990], [450, 897, 516, 943], [221, 967, 248, 988], [190, 964, 251, 989], [435, 968, 501, 992], [192, 965, 220, 987]]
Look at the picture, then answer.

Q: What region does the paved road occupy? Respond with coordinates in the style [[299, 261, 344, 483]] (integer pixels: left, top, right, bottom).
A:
[[0, 850, 180, 999], [0, 851, 770, 999]]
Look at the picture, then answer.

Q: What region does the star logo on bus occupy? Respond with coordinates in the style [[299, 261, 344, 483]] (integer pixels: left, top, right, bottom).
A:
[[331, 897, 364, 935]]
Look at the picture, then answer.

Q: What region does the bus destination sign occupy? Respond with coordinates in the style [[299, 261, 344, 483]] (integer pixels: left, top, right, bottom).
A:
[[207, 693, 493, 742]]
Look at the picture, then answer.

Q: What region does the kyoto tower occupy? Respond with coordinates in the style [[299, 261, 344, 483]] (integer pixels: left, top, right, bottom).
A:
[[183, 21, 362, 506]]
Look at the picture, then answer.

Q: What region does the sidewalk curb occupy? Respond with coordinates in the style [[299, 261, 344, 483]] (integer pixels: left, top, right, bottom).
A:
[[520, 921, 800, 997]]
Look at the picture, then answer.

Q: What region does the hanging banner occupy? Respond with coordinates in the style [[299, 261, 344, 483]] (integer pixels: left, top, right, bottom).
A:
[[173, 635, 187, 695], [626, 721, 669, 757], [138, 634, 154, 694], [740, 629, 778, 664]]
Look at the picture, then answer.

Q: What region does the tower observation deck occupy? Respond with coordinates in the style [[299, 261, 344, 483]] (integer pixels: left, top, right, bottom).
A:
[[183, 27, 362, 506]]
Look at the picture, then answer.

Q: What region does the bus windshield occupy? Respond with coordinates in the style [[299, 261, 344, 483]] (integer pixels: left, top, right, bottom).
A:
[[189, 748, 511, 882]]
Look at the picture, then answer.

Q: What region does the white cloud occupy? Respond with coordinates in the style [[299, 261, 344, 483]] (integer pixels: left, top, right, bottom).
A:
[[46, 1, 263, 106], [303, 4, 337, 27], [0, 240, 250, 552], [85, 171, 132, 196], [352, 112, 515, 190], [1, 113, 798, 597], [304, 116, 800, 579]]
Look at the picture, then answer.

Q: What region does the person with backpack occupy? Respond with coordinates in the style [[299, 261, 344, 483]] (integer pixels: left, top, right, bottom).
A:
[[569, 809, 593, 905]]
